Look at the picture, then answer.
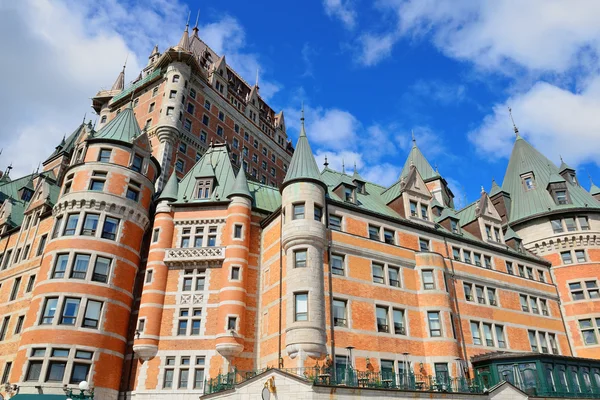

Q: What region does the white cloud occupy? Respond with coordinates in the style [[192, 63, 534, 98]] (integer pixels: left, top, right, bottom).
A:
[[0, 0, 152, 177], [469, 77, 600, 167], [359, 0, 600, 73], [357, 33, 396, 66], [323, 0, 357, 30], [446, 177, 468, 209], [362, 163, 402, 187], [396, 125, 446, 158], [286, 106, 360, 150], [315, 150, 363, 172]]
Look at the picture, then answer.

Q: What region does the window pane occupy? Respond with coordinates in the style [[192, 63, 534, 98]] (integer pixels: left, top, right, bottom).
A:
[[83, 300, 102, 328], [70, 363, 90, 384], [42, 298, 58, 324], [82, 214, 99, 236], [71, 254, 90, 279], [64, 214, 79, 236], [92, 257, 111, 283], [53, 254, 69, 279], [26, 361, 42, 381], [101, 217, 119, 240], [295, 293, 308, 321], [60, 298, 80, 325], [46, 361, 67, 381]]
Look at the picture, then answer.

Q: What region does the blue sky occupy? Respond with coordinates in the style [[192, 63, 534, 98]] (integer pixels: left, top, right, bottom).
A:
[[2, 0, 600, 208]]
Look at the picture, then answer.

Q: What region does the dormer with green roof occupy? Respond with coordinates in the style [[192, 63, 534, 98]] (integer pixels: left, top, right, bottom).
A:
[[590, 179, 600, 202], [399, 135, 454, 208]]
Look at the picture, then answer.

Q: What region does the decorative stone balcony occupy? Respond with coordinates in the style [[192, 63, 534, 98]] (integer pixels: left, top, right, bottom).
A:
[[164, 246, 225, 267]]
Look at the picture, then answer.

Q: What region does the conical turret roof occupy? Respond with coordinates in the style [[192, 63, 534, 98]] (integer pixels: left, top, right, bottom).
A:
[[93, 103, 141, 144], [502, 135, 600, 223], [176, 22, 190, 52], [111, 65, 125, 91], [400, 137, 439, 181], [282, 111, 324, 189], [158, 171, 178, 202], [228, 169, 252, 199], [489, 179, 502, 197], [559, 158, 574, 173]]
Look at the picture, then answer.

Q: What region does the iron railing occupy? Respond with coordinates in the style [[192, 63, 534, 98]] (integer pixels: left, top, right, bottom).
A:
[[203, 367, 483, 395]]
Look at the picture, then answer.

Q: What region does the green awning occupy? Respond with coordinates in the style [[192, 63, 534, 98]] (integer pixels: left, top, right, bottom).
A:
[[11, 394, 68, 399]]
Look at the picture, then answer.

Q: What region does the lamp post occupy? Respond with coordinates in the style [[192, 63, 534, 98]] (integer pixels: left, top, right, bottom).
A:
[[64, 381, 94, 399]]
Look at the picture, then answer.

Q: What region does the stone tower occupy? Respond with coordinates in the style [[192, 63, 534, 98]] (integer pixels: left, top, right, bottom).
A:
[[280, 111, 328, 364]]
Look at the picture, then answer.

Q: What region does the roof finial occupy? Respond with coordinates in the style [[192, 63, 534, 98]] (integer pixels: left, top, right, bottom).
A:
[[508, 106, 519, 137], [481, 185, 485, 194], [255, 68, 259, 88], [186, 10, 191, 29], [324, 156, 329, 168], [560, 154, 564, 163], [342, 159, 346, 174], [123, 53, 128, 71], [82, 112, 87, 124], [5, 163, 12, 177], [411, 129, 416, 144], [299, 102, 306, 137], [194, 9, 200, 29], [353, 161, 357, 174], [589, 173, 593, 185]]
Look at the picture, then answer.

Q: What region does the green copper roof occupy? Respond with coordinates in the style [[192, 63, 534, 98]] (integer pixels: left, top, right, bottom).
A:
[[248, 181, 281, 212], [93, 103, 141, 144], [502, 136, 600, 223], [228, 169, 252, 199], [559, 159, 573, 173], [45, 123, 88, 162], [489, 179, 502, 197], [591, 182, 600, 196], [456, 200, 478, 226], [436, 206, 459, 222], [282, 115, 324, 189], [548, 172, 566, 184], [158, 171, 178, 202], [504, 226, 521, 241], [400, 139, 439, 181]]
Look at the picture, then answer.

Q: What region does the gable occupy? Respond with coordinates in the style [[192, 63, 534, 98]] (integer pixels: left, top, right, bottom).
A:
[[489, 381, 529, 400], [403, 166, 433, 199], [478, 194, 502, 223]]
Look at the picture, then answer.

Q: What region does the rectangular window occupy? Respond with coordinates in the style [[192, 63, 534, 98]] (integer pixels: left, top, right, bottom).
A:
[[483, 323, 494, 346], [70, 363, 90, 384], [422, 270, 435, 290], [388, 267, 400, 287], [314, 206, 323, 222], [178, 319, 188, 335], [452, 247, 461, 261], [230, 266, 240, 280], [471, 321, 482, 345], [234, 224, 243, 239], [564, 217, 577, 231], [528, 330, 538, 351], [464, 283, 473, 301], [292, 203, 305, 220], [52, 216, 64, 239], [202, 115, 209, 126], [561, 251, 573, 264], [372, 263, 385, 284], [555, 190, 568, 204], [421, 204, 428, 220], [579, 216, 590, 230], [450, 219, 459, 234], [46, 361, 67, 382], [294, 293, 308, 321], [575, 249, 587, 263], [175, 159, 184, 173], [329, 215, 342, 231], [419, 238, 430, 252], [520, 295, 529, 312], [376, 306, 389, 332], [145, 270, 153, 284], [484, 256, 492, 269], [485, 225, 492, 240], [9, 277, 20, 301], [92, 256, 111, 283], [331, 254, 344, 276], [580, 319, 598, 345], [36, 234, 47, 256], [26, 360, 43, 381], [164, 369, 174, 388], [570, 282, 585, 300], [428, 311, 441, 337], [152, 228, 160, 243], [496, 325, 506, 348], [41, 297, 58, 324], [26, 274, 36, 292], [101, 217, 119, 240], [474, 253, 482, 267], [89, 172, 106, 191], [551, 219, 564, 233], [70, 254, 90, 279], [393, 309, 405, 335], [333, 299, 347, 327], [81, 213, 99, 236], [294, 249, 307, 268], [60, 298, 80, 325], [2, 361, 12, 384], [194, 368, 205, 389], [587, 281, 600, 299], [64, 213, 80, 236], [506, 262, 514, 275], [368, 225, 380, 240], [540, 299, 549, 316], [487, 288, 497, 306], [83, 300, 102, 328], [98, 148, 112, 163], [179, 369, 189, 388], [0, 317, 9, 341], [410, 201, 417, 217], [476, 286, 485, 304], [126, 186, 139, 202], [383, 229, 395, 244]]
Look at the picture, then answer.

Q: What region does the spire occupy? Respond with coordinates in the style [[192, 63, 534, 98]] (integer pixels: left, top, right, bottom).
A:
[[558, 155, 574, 173], [411, 130, 416, 146], [150, 44, 159, 57], [176, 13, 191, 52], [282, 107, 325, 190], [110, 59, 126, 91], [489, 178, 502, 197], [324, 156, 329, 168], [508, 106, 520, 138], [342, 160, 346, 174], [158, 171, 179, 202], [255, 68, 259, 88], [228, 169, 252, 200], [400, 136, 438, 181], [192, 10, 200, 37]]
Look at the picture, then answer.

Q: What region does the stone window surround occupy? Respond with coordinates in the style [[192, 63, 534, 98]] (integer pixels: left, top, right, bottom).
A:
[[560, 248, 588, 265], [173, 306, 204, 337], [567, 279, 600, 301], [51, 210, 122, 243], [152, 227, 160, 244], [370, 261, 403, 288], [157, 353, 207, 391], [174, 221, 224, 249], [145, 269, 154, 285], [47, 250, 114, 285], [470, 320, 507, 349], [462, 281, 499, 307], [231, 223, 245, 241], [407, 197, 431, 222], [228, 265, 242, 282], [179, 268, 207, 293], [528, 329, 559, 354], [22, 344, 97, 387], [425, 310, 443, 338], [35, 293, 108, 333], [374, 303, 407, 336], [225, 314, 239, 332]]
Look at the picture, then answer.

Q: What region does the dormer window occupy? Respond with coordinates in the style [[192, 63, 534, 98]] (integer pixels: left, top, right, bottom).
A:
[[555, 190, 568, 205], [521, 173, 536, 190], [344, 187, 355, 202], [21, 188, 33, 202], [569, 173, 578, 185], [450, 220, 460, 234], [420, 204, 428, 221], [131, 154, 143, 173], [485, 225, 492, 240], [355, 181, 364, 194], [195, 179, 213, 199], [410, 201, 417, 217]]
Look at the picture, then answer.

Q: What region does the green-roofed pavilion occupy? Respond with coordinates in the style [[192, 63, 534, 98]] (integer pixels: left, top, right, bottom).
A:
[[501, 135, 600, 224], [93, 103, 141, 144]]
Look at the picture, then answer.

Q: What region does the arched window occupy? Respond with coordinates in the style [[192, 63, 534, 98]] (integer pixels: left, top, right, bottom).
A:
[[100, 115, 107, 124]]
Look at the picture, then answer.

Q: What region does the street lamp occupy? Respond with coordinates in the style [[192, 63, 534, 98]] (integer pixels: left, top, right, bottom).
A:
[[64, 381, 94, 399]]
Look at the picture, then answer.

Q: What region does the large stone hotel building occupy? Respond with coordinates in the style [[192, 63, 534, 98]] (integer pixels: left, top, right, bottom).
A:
[[1, 21, 600, 400]]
